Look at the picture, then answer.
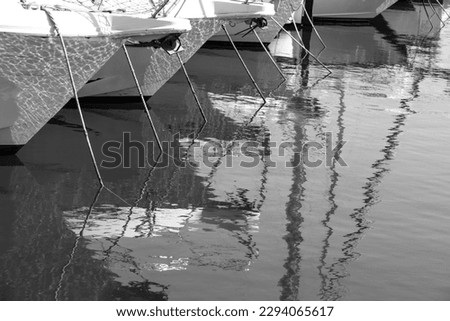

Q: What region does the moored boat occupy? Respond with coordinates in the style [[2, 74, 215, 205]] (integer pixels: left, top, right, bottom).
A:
[[0, 0, 191, 154], [209, 0, 305, 44], [78, 0, 277, 98]]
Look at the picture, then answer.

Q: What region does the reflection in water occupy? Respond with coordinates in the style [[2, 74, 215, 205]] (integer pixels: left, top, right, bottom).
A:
[[328, 70, 422, 288], [55, 186, 102, 301], [1, 3, 450, 300], [0, 167, 107, 300], [270, 21, 407, 67], [278, 108, 308, 301], [63, 204, 261, 271], [0, 164, 171, 300], [316, 4, 443, 299], [52, 71, 269, 290], [272, 2, 448, 300], [318, 84, 347, 301]]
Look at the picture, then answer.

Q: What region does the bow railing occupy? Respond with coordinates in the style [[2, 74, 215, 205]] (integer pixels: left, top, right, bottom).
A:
[[21, 0, 180, 15]]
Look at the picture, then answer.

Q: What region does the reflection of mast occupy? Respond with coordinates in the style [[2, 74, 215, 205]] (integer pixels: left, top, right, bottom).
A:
[[202, 121, 269, 262], [278, 110, 309, 301], [300, 26, 313, 87], [316, 6, 439, 293], [318, 84, 347, 301], [278, 47, 333, 299], [297, 26, 330, 88], [325, 68, 422, 293], [235, 127, 271, 261]]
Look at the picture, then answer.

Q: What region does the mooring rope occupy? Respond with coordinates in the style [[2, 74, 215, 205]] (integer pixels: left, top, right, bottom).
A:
[[222, 24, 267, 107], [122, 44, 164, 155], [54, 186, 102, 300], [290, 12, 307, 63], [270, 16, 332, 74], [151, 0, 170, 17], [97, 0, 104, 10], [252, 27, 287, 83], [427, 0, 446, 26], [43, 8, 105, 187], [299, 0, 327, 49], [435, 0, 450, 20], [421, 0, 435, 31], [176, 52, 207, 123], [174, 51, 209, 159]]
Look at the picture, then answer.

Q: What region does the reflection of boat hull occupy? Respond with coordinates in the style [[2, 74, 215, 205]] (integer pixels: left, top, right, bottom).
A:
[[64, 206, 260, 274], [269, 24, 406, 66], [0, 2, 191, 154], [381, 3, 444, 39], [294, 0, 399, 21], [13, 43, 285, 299]]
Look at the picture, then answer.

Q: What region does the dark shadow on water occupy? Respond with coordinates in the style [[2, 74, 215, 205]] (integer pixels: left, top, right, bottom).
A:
[[109, 281, 168, 301]]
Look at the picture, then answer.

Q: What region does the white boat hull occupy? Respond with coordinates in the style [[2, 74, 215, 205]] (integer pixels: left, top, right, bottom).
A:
[[294, 0, 399, 21], [79, 0, 278, 98], [0, 33, 123, 153], [210, 0, 303, 43], [0, 1, 191, 153]]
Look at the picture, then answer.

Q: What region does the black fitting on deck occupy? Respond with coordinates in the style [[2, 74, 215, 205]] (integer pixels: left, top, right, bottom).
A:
[[248, 17, 268, 29], [127, 34, 184, 55]]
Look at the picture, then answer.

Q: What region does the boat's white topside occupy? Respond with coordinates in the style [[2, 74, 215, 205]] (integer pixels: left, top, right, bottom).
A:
[[163, 0, 275, 19], [68, 0, 276, 20], [1, 0, 191, 38], [295, 0, 399, 20]]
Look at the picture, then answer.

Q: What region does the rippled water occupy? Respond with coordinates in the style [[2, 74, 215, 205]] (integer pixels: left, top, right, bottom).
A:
[[1, 2, 450, 301]]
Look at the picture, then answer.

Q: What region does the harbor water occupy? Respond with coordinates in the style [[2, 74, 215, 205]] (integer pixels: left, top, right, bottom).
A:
[[1, 2, 450, 300]]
